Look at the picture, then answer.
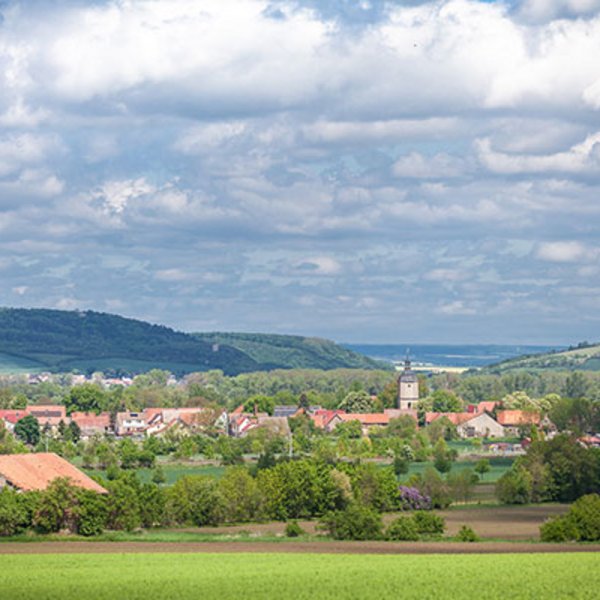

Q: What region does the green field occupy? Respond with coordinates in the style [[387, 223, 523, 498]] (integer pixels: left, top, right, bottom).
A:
[[83, 463, 226, 484], [403, 457, 513, 483], [0, 553, 598, 599]]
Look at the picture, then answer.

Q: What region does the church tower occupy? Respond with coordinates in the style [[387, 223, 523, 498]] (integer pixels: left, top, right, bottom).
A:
[[397, 356, 419, 410]]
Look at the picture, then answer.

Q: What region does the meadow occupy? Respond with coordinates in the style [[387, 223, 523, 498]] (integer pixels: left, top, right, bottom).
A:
[[0, 552, 598, 599]]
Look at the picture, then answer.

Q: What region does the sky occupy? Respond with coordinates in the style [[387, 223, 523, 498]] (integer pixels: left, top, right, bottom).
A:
[[1, 0, 600, 345]]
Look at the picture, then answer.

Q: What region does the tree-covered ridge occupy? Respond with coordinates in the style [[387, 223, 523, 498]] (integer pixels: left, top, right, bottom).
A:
[[0, 308, 382, 376], [484, 342, 600, 374], [194, 332, 388, 371]]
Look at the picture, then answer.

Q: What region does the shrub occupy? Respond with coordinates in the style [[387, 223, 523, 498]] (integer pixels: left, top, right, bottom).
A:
[[165, 476, 222, 526], [75, 490, 107, 536], [540, 516, 578, 542], [0, 488, 30, 536], [569, 494, 600, 541], [386, 516, 419, 541], [541, 494, 600, 542], [285, 520, 304, 538], [319, 503, 383, 541], [456, 525, 479, 542], [413, 511, 445, 535], [398, 486, 431, 511]]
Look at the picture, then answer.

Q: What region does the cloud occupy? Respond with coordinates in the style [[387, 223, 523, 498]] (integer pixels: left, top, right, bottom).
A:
[[536, 241, 589, 262], [392, 152, 465, 179], [476, 133, 600, 175], [517, 0, 600, 22]]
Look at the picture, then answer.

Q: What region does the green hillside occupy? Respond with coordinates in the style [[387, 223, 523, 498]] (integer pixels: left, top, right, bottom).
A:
[[193, 332, 387, 370], [484, 342, 600, 373], [0, 308, 382, 375]]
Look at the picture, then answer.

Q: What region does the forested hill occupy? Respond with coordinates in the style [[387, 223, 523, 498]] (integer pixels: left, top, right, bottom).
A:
[[0, 308, 383, 375], [484, 342, 600, 373], [192, 332, 387, 371]]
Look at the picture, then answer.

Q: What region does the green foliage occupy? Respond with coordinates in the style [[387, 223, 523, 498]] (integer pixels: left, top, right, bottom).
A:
[[320, 503, 383, 540], [335, 419, 363, 439], [284, 520, 304, 537], [151, 465, 166, 485], [495, 465, 532, 504], [338, 390, 374, 413], [166, 476, 222, 526], [433, 438, 453, 474], [343, 463, 400, 511], [75, 490, 107, 536], [33, 478, 81, 533], [218, 467, 260, 523], [105, 477, 141, 531], [540, 494, 600, 542], [413, 511, 445, 535], [447, 469, 478, 504], [194, 332, 386, 371], [138, 483, 166, 528], [429, 390, 463, 413], [474, 459, 491, 480], [411, 468, 452, 509], [243, 395, 275, 416], [14, 415, 40, 445], [456, 525, 480, 542], [0, 487, 31, 536], [386, 515, 419, 541], [66, 384, 106, 414]]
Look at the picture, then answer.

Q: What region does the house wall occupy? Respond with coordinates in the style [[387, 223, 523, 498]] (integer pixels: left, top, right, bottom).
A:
[[457, 413, 505, 438]]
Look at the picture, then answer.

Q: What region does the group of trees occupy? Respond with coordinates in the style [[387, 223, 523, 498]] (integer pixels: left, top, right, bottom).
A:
[[496, 435, 600, 504]]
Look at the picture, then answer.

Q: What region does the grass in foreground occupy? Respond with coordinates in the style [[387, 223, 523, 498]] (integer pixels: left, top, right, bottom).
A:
[[0, 553, 598, 599]]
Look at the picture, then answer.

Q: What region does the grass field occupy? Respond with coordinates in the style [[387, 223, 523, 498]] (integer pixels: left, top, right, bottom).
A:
[[0, 553, 598, 599], [403, 456, 513, 483], [83, 463, 226, 484]]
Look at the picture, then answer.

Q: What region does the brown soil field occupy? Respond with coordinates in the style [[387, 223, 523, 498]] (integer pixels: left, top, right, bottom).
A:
[[0, 540, 598, 555], [185, 504, 570, 541]]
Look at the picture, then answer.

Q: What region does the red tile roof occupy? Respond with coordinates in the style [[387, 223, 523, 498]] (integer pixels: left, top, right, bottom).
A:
[[426, 412, 476, 425], [0, 453, 107, 493], [337, 413, 390, 425], [496, 410, 541, 426]]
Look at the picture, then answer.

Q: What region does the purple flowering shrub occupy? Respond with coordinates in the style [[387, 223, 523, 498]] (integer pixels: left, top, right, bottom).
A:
[[398, 486, 432, 511]]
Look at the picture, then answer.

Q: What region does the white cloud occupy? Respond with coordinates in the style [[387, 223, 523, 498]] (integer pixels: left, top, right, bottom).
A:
[[476, 133, 600, 175], [536, 241, 589, 262], [295, 256, 342, 275], [518, 0, 600, 22], [92, 178, 155, 215]]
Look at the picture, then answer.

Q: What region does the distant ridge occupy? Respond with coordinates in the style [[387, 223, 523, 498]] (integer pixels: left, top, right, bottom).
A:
[[483, 342, 600, 373], [0, 307, 384, 375]]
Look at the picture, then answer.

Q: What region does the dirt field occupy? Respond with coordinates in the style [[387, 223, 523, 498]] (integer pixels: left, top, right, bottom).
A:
[[180, 504, 569, 541], [0, 540, 598, 555]]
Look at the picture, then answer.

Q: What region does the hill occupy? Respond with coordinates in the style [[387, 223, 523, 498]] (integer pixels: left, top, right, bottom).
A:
[[193, 332, 386, 371], [483, 342, 599, 373], [0, 308, 382, 375]]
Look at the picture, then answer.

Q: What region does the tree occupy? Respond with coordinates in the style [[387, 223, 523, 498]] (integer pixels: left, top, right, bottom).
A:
[[166, 476, 222, 526], [429, 390, 463, 413], [218, 467, 260, 523], [474, 459, 491, 481], [433, 438, 453, 474], [319, 503, 383, 541], [105, 477, 141, 531], [14, 415, 40, 446], [448, 468, 478, 504], [338, 391, 373, 414], [335, 419, 362, 439], [67, 421, 81, 444], [495, 465, 532, 504], [243, 395, 275, 416], [66, 384, 106, 415], [0, 488, 30, 536]]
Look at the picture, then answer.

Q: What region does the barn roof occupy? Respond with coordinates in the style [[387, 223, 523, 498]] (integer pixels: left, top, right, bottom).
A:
[[0, 453, 107, 494]]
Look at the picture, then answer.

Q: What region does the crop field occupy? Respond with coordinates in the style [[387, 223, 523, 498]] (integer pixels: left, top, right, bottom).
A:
[[0, 552, 598, 599]]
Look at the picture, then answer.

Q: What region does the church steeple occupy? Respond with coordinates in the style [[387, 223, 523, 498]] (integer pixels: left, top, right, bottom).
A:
[[397, 351, 419, 410]]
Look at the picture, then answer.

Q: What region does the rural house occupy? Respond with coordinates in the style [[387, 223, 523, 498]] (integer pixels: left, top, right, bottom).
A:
[[0, 453, 107, 493]]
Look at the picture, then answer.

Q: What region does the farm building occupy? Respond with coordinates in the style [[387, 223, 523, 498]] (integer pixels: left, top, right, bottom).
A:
[[0, 453, 107, 493], [456, 412, 505, 438]]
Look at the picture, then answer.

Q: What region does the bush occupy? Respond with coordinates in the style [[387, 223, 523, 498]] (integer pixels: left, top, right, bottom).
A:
[[0, 488, 30, 536], [569, 494, 600, 541], [319, 503, 383, 541], [285, 520, 304, 538], [456, 525, 479, 542], [540, 516, 578, 542], [541, 494, 600, 542], [398, 486, 431, 511], [75, 490, 107, 536], [413, 511, 445, 535], [386, 516, 419, 541], [166, 476, 222, 526]]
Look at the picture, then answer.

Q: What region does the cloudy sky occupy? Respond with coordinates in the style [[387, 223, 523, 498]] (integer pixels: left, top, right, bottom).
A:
[[1, 0, 600, 344]]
